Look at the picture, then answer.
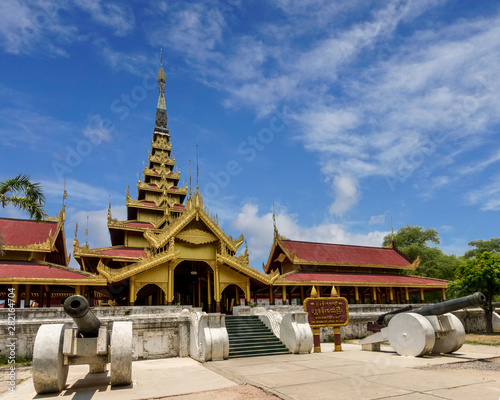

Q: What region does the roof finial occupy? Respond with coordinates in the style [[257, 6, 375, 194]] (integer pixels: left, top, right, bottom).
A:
[[108, 195, 112, 220], [273, 201, 276, 228], [85, 216, 89, 247], [196, 144, 199, 193], [62, 174, 67, 208], [160, 47, 163, 66], [189, 158, 192, 198]]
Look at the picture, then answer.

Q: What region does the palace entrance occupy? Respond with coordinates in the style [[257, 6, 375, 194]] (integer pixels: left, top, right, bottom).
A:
[[173, 260, 215, 312]]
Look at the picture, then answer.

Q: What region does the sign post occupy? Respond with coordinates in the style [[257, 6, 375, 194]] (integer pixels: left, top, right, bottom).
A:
[[303, 286, 349, 352]]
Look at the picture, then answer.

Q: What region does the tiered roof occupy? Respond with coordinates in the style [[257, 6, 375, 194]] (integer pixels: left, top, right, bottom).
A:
[[74, 56, 189, 269], [0, 208, 106, 286]]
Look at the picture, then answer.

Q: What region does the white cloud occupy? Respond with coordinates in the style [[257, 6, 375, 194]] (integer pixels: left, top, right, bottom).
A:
[[0, 107, 71, 149], [77, 0, 135, 37], [328, 174, 359, 215], [231, 203, 388, 269], [0, 0, 77, 56], [465, 174, 500, 211], [83, 114, 113, 143], [369, 214, 386, 225], [94, 41, 151, 76], [148, 3, 225, 63], [41, 179, 122, 208], [458, 149, 500, 175]]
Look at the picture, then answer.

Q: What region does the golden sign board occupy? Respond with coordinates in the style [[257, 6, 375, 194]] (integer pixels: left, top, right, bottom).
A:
[[303, 297, 349, 328]]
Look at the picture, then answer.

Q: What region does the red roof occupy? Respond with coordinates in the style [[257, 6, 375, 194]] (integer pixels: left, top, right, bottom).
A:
[[281, 240, 411, 266], [169, 187, 178, 192], [125, 221, 154, 228], [96, 247, 146, 258], [283, 271, 448, 286], [0, 261, 89, 280], [150, 184, 158, 188], [173, 204, 185, 210], [140, 201, 156, 207], [0, 218, 58, 246]]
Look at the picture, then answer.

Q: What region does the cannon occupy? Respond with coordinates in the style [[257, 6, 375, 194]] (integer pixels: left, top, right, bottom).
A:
[[32, 295, 133, 394], [359, 292, 486, 357]]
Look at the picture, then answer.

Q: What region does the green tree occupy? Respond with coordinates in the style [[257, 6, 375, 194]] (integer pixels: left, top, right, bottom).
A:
[[464, 238, 500, 260], [382, 225, 459, 281], [450, 251, 500, 333], [0, 174, 48, 221]]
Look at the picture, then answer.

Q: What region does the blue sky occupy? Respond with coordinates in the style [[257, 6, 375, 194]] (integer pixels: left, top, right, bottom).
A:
[[1, 0, 499, 271]]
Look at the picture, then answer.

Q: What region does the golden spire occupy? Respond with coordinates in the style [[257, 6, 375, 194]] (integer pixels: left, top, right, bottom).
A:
[[155, 48, 168, 131], [73, 223, 79, 248], [107, 195, 112, 221], [272, 201, 276, 230], [189, 158, 192, 198], [196, 144, 199, 194], [311, 286, 318, 298], [62, 174, 67, 208], [330, 285, 338, 297], [85, 216, 89, 247]]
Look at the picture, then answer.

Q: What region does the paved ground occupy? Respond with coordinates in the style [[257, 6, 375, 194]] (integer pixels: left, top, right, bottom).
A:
[[1, 343, 500, 400]]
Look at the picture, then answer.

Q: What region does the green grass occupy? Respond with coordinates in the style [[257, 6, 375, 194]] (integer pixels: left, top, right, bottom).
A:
[[0, 356, 32, 367], [464, 340, 499, 346]]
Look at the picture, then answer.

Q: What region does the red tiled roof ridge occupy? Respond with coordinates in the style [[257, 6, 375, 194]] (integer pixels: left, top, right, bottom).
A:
[[1, 259, 92, 276], [282, 239, 390, 251], [93, 245, 145, 250], [0, 216, 58, 224]]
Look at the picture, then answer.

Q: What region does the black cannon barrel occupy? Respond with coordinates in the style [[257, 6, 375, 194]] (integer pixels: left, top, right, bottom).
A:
[[383, 292, 486, 326], [63, 295, 101, 338], [414, 292, 486, 317]]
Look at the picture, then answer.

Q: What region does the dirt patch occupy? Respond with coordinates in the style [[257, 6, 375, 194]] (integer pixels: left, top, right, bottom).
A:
[[0, 366, 32, 395], [157, 384, 281, 399], [417, 357, 500, 381]]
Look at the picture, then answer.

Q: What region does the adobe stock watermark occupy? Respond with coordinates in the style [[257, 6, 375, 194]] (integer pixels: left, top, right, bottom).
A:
[[202, 106, 293, 199], [385, 74, 493, 192], [51, 66, 160, 182]]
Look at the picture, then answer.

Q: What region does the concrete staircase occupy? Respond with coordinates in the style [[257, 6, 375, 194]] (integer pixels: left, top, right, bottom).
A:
[[225, 315, 291, 359]]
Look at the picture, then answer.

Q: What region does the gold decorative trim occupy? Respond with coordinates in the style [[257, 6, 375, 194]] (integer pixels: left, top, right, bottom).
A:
[[217, 254, 271, 285], [107, 218, 162, 233], [176, 228, 217, 244], [97, 249, 180, 282], [144, 193, 244, 252]]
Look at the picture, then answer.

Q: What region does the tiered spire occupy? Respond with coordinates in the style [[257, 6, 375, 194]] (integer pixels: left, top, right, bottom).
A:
[[155, 49, 168, 133]]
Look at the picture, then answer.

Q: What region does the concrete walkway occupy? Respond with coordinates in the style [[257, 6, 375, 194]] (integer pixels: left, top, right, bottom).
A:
[[208, 343, 500, 400], [2, 343, 499, 400]]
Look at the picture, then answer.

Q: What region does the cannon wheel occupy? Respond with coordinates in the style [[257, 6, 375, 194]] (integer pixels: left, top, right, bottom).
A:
[[110, 321, 133, 386], [387, 313, 435, 357], [432, 313, 466, 354], [32, 323, 70, 394]]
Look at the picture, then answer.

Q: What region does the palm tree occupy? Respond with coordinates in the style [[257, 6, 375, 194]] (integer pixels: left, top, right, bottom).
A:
[[0, 174, 48, 221]]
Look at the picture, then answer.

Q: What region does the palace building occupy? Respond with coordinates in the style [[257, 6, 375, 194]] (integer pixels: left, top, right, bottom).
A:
[[0, 58, 448, 309], [0, 207, 106, 307]]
